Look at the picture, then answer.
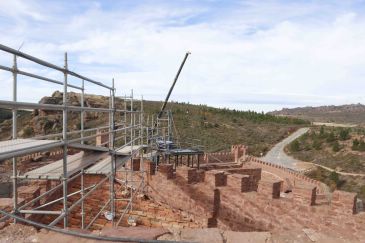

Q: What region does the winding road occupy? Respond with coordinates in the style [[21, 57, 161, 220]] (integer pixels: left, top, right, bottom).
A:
[[262, 128, 309, 171], [262, 127, 365, 177]]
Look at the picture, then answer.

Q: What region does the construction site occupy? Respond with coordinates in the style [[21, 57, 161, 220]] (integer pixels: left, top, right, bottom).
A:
[[1, 44, 365, 243]]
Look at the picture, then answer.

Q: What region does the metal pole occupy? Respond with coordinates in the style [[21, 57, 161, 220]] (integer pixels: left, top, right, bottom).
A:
[[81, 79, 84, 144], [110, 78, 115, 224], [81, 169, 85, 229], [62, 52, 68, 228], [12, 54, 17, 223], [124, 95, 127, 145], [130, 90, 133, 213], [140, 96, 144, 193]]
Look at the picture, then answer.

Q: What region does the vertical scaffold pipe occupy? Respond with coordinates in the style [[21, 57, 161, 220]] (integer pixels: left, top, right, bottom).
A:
[[62, 52, 68, 228], [12, 54, 18, 223], [110, 78, 116, 224]]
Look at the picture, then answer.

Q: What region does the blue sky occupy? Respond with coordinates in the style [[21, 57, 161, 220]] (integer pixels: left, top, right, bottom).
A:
[[1, 0, 365, 112]]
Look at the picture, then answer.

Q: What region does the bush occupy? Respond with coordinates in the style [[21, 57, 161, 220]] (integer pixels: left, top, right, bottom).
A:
[[329, 171, 339, 186], [319, 126, 325, 137], [352, 139, 360, 150], [353, 139, 365, 151], [312, 139, 322, 150], [290, 140, 300, 152], [332, 141, 340, 152], [358, 140, 365, 151], [326, 132, 336, 143], [339, 129, 351, 141]]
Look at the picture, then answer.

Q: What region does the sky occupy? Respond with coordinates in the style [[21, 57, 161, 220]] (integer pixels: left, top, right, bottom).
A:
[[1, 0, 365, 112]]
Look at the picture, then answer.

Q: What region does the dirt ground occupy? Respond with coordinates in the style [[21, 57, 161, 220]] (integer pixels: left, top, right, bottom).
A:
[[0, 223, 357, 243]]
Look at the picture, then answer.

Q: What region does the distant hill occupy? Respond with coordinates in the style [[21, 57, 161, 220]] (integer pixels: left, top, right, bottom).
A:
[[0, 91, 309, 156], [269, 104, 365, 125]]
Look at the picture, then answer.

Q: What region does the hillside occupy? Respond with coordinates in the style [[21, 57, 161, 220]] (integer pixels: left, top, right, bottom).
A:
[[286, 126, 365, 201], [0, 91, 309, 156], [269, 103, 365, 125]]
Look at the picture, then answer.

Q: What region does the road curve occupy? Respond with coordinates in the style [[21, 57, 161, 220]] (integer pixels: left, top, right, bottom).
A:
[[262, 127, 309, 171]]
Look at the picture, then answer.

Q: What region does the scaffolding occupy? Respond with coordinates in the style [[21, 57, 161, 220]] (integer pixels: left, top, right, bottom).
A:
[[0, 44, 147, 229]]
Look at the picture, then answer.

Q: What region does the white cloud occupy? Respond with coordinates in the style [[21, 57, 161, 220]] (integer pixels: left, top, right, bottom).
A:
[[1, 0, 365, 112]]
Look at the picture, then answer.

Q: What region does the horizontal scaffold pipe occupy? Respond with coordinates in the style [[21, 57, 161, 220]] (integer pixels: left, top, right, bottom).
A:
[[0, 210, 189, 243], [0, 100, 112, 112], [0, 44, 113, 90], [19, 210, 62, 215], [0, 65, 82, 90], [0, 141, 64, 161]]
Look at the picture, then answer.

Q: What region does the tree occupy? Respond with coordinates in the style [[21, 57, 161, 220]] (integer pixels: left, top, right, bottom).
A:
[[312, 139, 322, 150], [332, 141, 340, 152], [290, 140, 300, 152], [339, 129, 351, 141], [329, 171, 339, 187], [352, 139, 360, 150], [320, 126, 325, 137], [358, 140, 365, 152], [326, 132, 336, 143]]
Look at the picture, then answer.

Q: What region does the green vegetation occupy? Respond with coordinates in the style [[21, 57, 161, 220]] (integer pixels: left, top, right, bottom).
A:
[[287, 126, 365, 173], [352, 139, 365, 151], [288, 125, 365, 202], [306, 167, 365, 202], [141, 101, 309, 155]]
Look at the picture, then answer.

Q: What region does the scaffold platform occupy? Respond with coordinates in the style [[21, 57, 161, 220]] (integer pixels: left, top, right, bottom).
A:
[[18, 151, 108, 180]]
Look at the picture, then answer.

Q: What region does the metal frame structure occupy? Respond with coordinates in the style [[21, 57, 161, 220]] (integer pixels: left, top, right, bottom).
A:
[[0, 44, 146, 229]]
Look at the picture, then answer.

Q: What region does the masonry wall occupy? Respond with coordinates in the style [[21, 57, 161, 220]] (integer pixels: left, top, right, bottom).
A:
[[147, 164, 219, 227], [248, 156, 324, 193], [202, 144, 247, 163]]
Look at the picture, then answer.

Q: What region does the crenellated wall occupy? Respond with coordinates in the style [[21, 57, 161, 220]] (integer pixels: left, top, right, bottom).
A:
[[247, 156, 324, 193], [203, 144, 247, 163]]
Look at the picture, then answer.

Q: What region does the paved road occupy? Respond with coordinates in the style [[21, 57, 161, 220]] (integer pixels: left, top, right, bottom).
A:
[[262, 128, 309, 171]]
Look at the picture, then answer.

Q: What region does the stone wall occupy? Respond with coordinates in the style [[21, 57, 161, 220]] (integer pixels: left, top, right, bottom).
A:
[[248, 156, 324, 193], [203, 144, 247, 164], [147, 163, 219, 227], [332, 190, 357, 214]]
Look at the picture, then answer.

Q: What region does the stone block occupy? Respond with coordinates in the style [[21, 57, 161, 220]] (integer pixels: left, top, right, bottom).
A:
[[177, 167, 198, 184], [258, 180, 283, 199], [226, 174, 250, 192], [293, 185, 316, 206], [159, 164, 174, 179], [206, 170, 226, 187], [126, 158, 141, 171], [332, 190, 357, 214]]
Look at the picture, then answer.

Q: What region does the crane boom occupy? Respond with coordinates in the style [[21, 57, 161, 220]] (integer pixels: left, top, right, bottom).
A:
[[157, 51, 191, 120]]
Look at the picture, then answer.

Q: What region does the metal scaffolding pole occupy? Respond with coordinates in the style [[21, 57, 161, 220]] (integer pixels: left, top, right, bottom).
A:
[[140, 96, 145, 193], [62, 52, 69, 228], [0, 44, 148, 232], [12, 54, 18, 223], [128, 90, 134, 213], [124, 95, 127, 145], [81, 79, 84, 144], [81, 169, 85, 229], [110, 78, 116, 224]]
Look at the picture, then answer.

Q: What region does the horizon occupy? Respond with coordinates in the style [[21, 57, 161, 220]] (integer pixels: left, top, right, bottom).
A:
[[1, 1, 365, 112]]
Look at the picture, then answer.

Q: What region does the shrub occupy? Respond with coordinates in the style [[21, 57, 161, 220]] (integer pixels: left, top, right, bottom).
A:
[[326, 132, 336, 143], [339, 129, 351, 141], [329, 171, 339, 186], [358, 140, 365, 152], [319, 126, 326, 138], [352, 139, 360, 150], [290, 140, 300, 152], [312, 139, 322, 150], [332, 141, 340, 152]]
